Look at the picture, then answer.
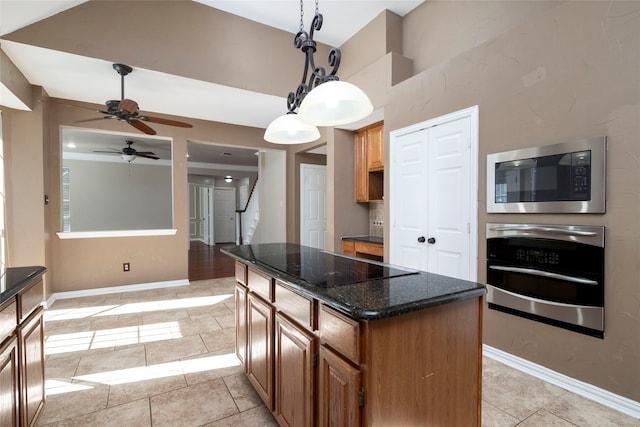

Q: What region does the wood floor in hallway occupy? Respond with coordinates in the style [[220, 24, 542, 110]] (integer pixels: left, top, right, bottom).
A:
[[188, 240, 236, 281]]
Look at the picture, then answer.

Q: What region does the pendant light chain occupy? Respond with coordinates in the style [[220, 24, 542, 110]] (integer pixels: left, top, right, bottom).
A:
[[299, 0, 304, 32]]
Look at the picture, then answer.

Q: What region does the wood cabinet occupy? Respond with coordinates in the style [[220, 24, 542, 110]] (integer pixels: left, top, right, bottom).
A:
[[355, 131, 368, 203], [342, 240, 383, 262], [318, 345, 361, 427], [0, 336, 19, 427], [17, 307, 44, 427], [246, 292, 274, 410], [233, 261, 482, 427], [234, 283, 247, 370], [365, 123, 384, 171], [0, 273, 45, 427], [354, 121, 384, 202], [274, 314, 316, 427]]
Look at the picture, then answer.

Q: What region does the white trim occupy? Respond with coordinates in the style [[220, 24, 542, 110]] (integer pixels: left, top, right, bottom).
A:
[[57, 229, 177, 239], [45, 279, 190, 308], [483, 345, 640, 420]]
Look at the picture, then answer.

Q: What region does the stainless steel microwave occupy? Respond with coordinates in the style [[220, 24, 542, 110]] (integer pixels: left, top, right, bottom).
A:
[[487, 137, 606, 213]]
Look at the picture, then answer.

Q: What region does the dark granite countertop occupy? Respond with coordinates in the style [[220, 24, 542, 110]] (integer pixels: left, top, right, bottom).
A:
[[0, 266, 47, 306], [341, 235, 383, 245], [221, 243, 485, 320]]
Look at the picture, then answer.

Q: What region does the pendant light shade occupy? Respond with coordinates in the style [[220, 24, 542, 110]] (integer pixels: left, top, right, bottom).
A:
[[297, 80, 373, 127], [264, 113, 320, 144]]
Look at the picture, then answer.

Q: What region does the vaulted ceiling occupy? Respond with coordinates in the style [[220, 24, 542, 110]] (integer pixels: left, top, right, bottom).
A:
[[1, 1, 423, 129]]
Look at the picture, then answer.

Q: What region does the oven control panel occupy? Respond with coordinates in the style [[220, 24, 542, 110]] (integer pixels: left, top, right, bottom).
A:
[[515, 248, 560, 265]]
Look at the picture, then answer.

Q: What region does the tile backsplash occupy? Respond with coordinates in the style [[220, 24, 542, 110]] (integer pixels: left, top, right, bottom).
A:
[[369, 202, 384, 238]]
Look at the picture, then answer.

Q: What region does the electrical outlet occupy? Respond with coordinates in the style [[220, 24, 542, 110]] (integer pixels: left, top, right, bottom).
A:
[[123, 262, 130, 272]]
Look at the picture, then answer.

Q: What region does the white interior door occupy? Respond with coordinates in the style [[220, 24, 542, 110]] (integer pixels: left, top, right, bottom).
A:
[[188, 183, 198, 240], [300, 164, 327, 249], [198, 186, 212, 245], [214, 187, 236, 243], [390, 106, 478, 281]]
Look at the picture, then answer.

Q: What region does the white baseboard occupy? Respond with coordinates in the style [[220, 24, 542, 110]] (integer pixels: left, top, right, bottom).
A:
[[45, 279, 190, 308], [483, 344, 640, 420]]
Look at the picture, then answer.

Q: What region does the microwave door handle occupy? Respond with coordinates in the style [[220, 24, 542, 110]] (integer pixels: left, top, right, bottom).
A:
[[489, 265, 599, 286], [489, 225, 598, 237]]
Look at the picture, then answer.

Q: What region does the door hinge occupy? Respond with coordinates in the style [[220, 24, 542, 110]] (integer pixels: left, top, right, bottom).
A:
[[313, 353, 318, 367], [358, 388, 365, 407]]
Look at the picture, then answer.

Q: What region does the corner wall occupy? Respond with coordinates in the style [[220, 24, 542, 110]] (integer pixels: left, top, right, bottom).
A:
[[388, 1, 640, 401]]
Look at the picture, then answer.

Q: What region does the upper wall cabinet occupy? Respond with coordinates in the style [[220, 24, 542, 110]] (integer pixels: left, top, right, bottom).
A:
[[355, 121, 384, 202]]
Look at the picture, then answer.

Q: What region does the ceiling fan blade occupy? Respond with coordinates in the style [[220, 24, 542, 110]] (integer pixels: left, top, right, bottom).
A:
[[135, 151, 157, 156], [128, 119, 157, 135], [93, 150, 123, 154], [137, 153, 160, 160], [138, 115, 193, 128], [119, 98, 139, 115], [75, 116, 115, 123]]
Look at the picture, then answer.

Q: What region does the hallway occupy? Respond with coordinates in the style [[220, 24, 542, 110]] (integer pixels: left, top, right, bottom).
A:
[[188, 241, 235, 281]]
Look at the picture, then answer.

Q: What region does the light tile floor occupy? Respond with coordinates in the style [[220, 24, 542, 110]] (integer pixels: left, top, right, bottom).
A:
[[37, 278, 639, 426]]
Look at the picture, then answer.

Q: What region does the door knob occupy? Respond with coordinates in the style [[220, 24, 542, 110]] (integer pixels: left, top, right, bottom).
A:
[[417, 236, 426, 243], [427, 237, 436, 244]]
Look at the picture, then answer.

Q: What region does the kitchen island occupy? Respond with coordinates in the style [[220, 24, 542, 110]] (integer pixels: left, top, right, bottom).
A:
[[222, 243, 486, 427]]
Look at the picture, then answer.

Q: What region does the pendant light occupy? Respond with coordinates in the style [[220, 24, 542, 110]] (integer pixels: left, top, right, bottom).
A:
[[298, 80, 373, 127], [264, 0, 372, 143], [264, 112, 320, 144]]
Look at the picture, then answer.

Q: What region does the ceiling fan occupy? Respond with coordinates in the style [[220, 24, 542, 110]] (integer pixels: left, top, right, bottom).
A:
[[80, 63, 193, 135], [94, 140, 159, 162]]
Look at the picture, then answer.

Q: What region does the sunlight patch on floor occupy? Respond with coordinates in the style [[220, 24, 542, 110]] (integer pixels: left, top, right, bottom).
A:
[[66, 353, 239, 387], [44, 294, 233, 322], [45, 379, 94, 396], [45, 321, 184, 355]]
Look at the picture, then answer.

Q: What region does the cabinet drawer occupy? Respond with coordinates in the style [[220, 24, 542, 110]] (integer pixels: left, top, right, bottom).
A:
[[275, 281, 315, 330], [18, 279, 44, 323], [235, 261, 247, 286], [0, 300, 17, 343], [355, 242, 383, 258], [319, 305, 360, 363], [248, 268, 273, 302]]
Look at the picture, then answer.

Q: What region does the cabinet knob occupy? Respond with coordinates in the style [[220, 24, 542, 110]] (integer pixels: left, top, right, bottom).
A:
[[417, 236, 426, 243], [427, 237, 436, 244]]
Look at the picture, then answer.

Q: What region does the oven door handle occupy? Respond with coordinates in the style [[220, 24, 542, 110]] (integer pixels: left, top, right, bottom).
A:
[[489, 225, 598, 237], [489, 265, 599, 286]]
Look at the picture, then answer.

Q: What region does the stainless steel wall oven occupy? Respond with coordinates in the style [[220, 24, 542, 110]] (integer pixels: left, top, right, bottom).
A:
[[486, 223, 605, 338]]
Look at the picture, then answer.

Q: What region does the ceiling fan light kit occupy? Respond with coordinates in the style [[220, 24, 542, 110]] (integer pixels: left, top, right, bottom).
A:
[[264, 0, 373, 144]]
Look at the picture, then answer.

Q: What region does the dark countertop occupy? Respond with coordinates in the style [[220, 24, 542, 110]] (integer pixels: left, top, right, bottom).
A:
[[0, 266, 47, 306], [221, 243, 485, 320], [341, 235, 383, 245]]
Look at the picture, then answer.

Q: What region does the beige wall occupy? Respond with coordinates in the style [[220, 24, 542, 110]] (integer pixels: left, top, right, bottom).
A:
[[387, 1, 640, 402]]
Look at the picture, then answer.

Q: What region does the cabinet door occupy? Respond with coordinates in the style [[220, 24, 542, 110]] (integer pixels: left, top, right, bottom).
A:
[[366, 123, 384, 171], [18, 307, 45, 427], [354, 130, 368, 202], [235, 284, 247, 370], [247, 293, 274, 410], [0, 336, 19, 427], [274, 314, 316, 427], [318, 345, 361, 427]]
